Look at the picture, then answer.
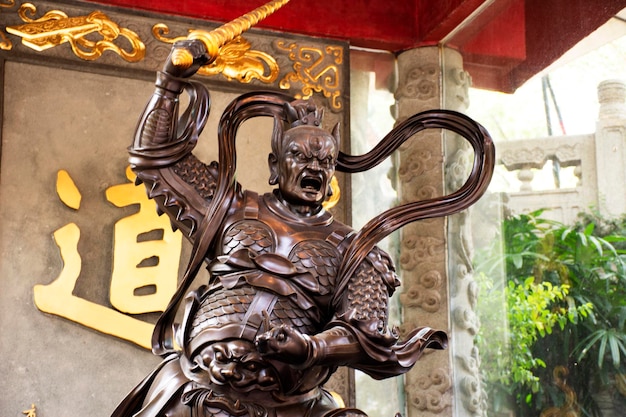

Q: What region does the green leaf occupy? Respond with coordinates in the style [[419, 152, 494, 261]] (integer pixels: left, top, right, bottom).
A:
[[609, 334, 621, 368], [512, 253, 524, 269], [561, 227, 573, 241], [588, 235, 604, 256], [598, 335, 608, 368], [576, 330, 605, 361]]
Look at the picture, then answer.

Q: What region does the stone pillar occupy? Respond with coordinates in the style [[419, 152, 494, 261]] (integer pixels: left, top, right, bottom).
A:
[[394, 46, 484, 417], [595, 79, 626, 218]]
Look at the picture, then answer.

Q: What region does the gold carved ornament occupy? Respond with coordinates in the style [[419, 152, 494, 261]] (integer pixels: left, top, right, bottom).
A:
[[156, 0, 344, 110], [5, 2, 145, 62], [0, 0, 15, 50], [276, 41, 344, 111]]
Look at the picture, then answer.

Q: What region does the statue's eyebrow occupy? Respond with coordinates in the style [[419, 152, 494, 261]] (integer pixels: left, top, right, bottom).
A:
[[287, 142, 306, 154]]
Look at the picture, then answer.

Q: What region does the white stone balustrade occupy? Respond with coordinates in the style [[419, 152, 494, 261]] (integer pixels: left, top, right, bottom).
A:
[[496, 79, 626, 223]]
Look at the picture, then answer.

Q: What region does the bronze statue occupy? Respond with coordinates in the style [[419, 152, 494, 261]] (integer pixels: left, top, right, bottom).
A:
[[112, 38, 494, 417]]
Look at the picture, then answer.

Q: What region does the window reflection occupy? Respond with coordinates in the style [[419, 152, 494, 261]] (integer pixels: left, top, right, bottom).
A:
[[459, 9, 626, 417]]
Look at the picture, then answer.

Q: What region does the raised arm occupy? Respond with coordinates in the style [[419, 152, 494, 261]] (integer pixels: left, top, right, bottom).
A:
[[129, 40, 216, 240]]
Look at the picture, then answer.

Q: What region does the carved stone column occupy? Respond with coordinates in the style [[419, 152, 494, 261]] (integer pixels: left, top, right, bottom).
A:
[[595, 79, 626, 218], [394, 46, 484, 417]]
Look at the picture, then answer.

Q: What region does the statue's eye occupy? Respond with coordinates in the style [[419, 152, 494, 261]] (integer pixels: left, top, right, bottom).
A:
[[322, 157, 334, 168], [294, 152, 307, 162], [214, 351, 225, 362], [245, 362, 258, 372]]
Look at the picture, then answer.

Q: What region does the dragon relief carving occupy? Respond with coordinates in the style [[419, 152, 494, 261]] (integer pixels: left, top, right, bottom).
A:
[[6, 2, 145, 62]]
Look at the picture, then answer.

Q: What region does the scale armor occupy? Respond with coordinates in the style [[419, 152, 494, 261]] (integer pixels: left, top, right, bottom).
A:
[[189, 285, 318, 341], [186, 206, 347, 349], [346, 248, 395, 328], [172, 154, 219, 201]]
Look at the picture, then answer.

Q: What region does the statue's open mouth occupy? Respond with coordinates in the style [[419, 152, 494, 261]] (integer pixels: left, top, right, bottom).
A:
[[301, 176, 322, 192]]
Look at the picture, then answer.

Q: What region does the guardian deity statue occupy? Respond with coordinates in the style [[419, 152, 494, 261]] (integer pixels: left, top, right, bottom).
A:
[[112, 25, 494, 417]]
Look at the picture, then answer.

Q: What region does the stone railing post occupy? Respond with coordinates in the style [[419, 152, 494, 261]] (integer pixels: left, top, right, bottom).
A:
[[594, 79, 626, 218]]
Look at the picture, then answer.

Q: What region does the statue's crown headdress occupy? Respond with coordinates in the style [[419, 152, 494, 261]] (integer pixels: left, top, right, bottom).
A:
[[284, 100, 324, 128]]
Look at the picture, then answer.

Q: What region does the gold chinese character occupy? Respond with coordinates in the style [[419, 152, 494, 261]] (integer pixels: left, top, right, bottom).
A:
[[106, 167, 182, 314], [34, 167, 182, 349]]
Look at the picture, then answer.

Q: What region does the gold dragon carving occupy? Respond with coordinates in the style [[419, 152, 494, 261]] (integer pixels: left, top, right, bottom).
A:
[[5, 2, 145, 62]]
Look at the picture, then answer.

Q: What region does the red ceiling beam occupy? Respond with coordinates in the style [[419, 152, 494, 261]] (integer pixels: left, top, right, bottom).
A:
[[509, 0, 626, 88], [85, 0, 502, 52], [417, 0, 492, 44], [458, 0, 626, 92]]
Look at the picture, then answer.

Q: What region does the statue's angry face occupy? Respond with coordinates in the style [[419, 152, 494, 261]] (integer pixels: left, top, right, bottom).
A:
[[270, 125, 338, 208]]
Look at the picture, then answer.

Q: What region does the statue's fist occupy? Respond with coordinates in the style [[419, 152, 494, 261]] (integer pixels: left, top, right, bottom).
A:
[[255, 325, 310, 365], [162, 39, 210, 79]]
